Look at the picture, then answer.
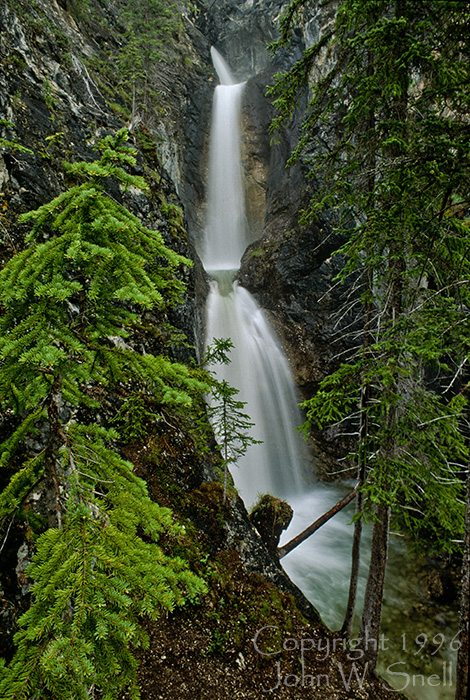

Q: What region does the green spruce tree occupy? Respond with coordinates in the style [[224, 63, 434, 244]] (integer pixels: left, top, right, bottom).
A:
[[0, 128, 207, 699]]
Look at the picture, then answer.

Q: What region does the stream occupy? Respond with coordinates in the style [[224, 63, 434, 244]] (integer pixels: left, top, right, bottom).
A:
[[280, 485, 458, 700]]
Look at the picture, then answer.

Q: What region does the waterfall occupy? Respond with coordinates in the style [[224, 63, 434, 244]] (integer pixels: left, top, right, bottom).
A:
[[202, 81, 248, 271], [202, 48, 309, 507]]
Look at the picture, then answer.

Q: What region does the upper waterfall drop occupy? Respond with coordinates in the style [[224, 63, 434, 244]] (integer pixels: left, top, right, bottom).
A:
[[201, 49, 248, 271], [203, 83, 248, 271], [210, 46, 236, 86]]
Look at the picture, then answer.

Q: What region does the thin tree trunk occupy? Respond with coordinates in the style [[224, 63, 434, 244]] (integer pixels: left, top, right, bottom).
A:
[[341, 31, 377, 638], [44, 374, 66, 529], [223, 398, 228, 504], [357, 0, 408, 665], [359, 501, 390, 671], [342, 293, 372, 639], [341, 480, 364, 638], [455, 461, 470, 700]]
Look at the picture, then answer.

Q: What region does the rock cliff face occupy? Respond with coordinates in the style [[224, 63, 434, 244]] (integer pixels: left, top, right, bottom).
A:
[[0, 0, 211, 354], [196, 0, 288, 79]]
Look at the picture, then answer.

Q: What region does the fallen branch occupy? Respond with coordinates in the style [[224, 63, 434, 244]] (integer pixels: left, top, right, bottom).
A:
[[277, 487, 357, 559]]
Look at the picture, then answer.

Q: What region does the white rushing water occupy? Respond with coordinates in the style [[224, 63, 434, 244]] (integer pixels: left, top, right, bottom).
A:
[[202, 48, 309, 508], [205, 273, 308, 503], [203, 81, 248, 271]]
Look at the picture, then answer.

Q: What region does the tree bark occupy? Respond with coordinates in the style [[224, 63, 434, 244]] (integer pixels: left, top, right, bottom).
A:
[[341, 25, 377, 638], [359, 502, 390, 671], [341, 483, 364, 638], [455, 462, 470, 700], [342, 286, 372, 639], [357, 0, 408, 666]]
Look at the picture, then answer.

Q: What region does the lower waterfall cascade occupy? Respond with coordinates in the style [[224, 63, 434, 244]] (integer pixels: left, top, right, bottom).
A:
[[199, 48, 458, 700]]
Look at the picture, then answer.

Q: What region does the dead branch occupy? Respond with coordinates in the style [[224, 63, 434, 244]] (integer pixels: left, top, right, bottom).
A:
[[277, 487, 357, 559]]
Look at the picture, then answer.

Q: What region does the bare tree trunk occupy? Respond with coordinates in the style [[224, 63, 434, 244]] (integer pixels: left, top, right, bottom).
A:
[[359, 501, 390, 671], [455, 462, 470, 700], [341, 478, 364, 638]]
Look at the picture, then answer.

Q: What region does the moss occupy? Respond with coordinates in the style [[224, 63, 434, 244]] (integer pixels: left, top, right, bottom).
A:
[[249, 248, 266, 258], [135, 128, 163, 162], [189, 482, 228, 545], [159, 195, 186, 240], [107, 101, 131, 119], [8, 53, 27, 72], [197, 549, 310, 657], [249, 494, 293, 554]]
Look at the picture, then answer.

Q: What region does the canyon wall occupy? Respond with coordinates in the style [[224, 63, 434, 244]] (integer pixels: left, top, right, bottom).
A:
[[0, 0, 353, 475]]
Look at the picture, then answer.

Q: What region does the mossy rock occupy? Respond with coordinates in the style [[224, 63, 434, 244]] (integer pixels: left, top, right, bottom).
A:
[[249, 494, 293, 555]]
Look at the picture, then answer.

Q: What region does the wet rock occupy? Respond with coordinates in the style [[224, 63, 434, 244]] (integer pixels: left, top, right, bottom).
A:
[[196, 0, 289, 79], [224, 495, 322, 623], [425, 569, 457, 604]]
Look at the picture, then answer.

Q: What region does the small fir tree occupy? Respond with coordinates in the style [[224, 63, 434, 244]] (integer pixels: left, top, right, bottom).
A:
[[204, 338, 261, 503], [117, 0, 187, 123]]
